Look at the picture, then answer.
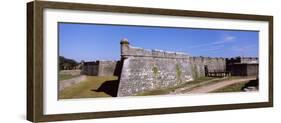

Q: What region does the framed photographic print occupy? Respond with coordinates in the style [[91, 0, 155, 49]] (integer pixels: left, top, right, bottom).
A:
[[27, 0, 273, 122]]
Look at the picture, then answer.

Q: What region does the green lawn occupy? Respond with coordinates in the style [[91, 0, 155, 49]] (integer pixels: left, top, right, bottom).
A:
[[59, 76, 118, 99], [59, 74, 80, 81]]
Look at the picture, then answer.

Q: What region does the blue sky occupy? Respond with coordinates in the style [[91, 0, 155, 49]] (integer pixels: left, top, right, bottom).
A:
[[59, 23, 259, 62]]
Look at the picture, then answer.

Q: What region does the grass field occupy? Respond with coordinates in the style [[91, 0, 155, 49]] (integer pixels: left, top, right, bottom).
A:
[[59, 76, 118, 99]]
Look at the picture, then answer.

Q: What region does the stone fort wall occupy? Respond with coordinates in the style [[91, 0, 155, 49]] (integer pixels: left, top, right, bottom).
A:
[[117, 39, 253, 96], [80, 39, 258, 97], [226, 57, 258, 76], [190, 57, 226, 78], [117, 39, 194, 96], [81, 61, 119, 76]]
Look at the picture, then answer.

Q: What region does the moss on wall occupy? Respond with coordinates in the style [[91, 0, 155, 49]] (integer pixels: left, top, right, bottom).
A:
[[176, 64, 182, 82], [152, 66, 158, 75], [192, 66, 198, 79]]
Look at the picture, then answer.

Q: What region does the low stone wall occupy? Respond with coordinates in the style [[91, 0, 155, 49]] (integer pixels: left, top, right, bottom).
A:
[[117, 39, 193, 96], [59, 70, 81, 76], [59, 75, 87, 91]]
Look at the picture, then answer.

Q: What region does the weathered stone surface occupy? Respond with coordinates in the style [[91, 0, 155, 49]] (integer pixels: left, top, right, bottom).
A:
[[79, 39, 259, 97], [117, 41, 193, 96], [226, 57, 259, 76], [190, 57, 226, 78], [81, 61, 99, 75], [98, 61, 118, 76], [81, 61, 119, 76], [59, 70, 81, 76]]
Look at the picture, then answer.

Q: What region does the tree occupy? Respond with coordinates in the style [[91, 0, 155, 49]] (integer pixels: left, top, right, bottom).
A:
[[59, 56, 78, 70]]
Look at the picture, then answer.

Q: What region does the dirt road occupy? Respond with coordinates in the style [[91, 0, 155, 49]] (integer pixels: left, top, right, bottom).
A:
[[184, 77, 257, 94]]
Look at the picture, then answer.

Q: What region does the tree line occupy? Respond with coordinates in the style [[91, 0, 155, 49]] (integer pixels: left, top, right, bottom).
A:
[[59, 56, 79, 70]]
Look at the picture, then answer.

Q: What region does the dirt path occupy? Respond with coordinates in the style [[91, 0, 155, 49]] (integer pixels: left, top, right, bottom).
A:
[[183, 77, 256, 94], [170, 77, 227, 95]]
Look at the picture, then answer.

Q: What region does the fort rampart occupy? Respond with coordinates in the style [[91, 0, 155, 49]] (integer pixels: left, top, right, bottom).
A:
[[81, 60, 119, 76], [79, 39, 258, 96]]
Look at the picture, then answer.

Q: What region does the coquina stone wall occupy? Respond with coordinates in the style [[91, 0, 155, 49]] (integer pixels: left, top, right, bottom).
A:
[[226, 57, 259, 76], [59, 70, 82, 76], [80, 39, 258, 97], [81, 61, 118, 76], [98, 61, 118, 76], [81, 61, 99, 76], [117, 39, 193, 96], [190, 57, 226, 78]]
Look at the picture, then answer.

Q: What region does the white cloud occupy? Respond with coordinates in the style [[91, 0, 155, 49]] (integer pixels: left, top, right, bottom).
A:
[[188, 35, 235, 49], [200, 45, 225, 51], [212, 36, 236, 44], [232, 44, 256, 52], [225, 36, 236, 41]]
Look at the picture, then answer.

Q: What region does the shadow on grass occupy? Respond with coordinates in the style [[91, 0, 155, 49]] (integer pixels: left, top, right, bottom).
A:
[[242, 78, 259, 90], [91, 80, 119, 97]]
